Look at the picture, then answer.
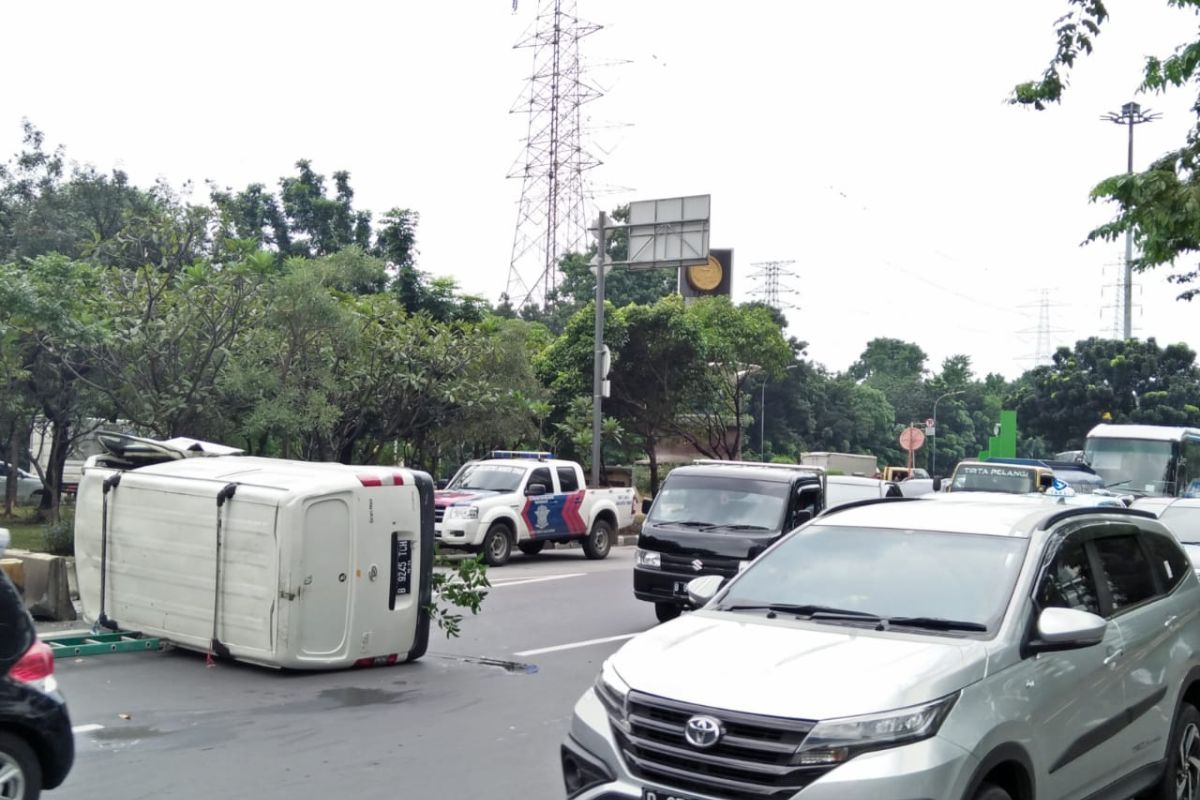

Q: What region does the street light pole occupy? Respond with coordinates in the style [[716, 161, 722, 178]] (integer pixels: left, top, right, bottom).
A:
[[591, 211, 607, 488], [931, 390, 964, 477], [1101, 101, 1160, 340]]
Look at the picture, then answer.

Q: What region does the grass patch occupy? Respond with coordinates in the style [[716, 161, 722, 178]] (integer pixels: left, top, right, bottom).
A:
[[1, 506, 74, 553]]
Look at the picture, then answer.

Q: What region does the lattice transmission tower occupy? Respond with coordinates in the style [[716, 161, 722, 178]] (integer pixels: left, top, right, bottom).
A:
[[505, 0, 602, 311], [748, 260, 798, 311], [1017, 289, 1068, 366]]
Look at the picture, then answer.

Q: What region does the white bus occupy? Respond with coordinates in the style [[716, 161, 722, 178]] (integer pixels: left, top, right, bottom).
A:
[[1083, 423, 1200, 498]]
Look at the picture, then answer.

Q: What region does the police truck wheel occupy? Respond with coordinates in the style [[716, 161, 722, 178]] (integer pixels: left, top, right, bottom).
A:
[[518, 541, 545, 556], [582, 519, 613, 560], [0, 731, 41, 800], [482, 524, 513, 567], [655, 602, 681, 623]]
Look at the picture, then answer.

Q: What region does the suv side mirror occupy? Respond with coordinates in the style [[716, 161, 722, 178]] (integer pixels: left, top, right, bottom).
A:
[[641, 498, 653, 515], [686, 575, 724, 609], [932, 477, 942, 492], [435, 479, 448, 490], [792, 509, 813, 528], [1030, 607, 1107, 653], [525, 483, 548, 497]]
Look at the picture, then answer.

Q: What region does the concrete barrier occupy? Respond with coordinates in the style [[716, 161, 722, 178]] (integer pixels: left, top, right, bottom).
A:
[[2, 549, 76, 621]]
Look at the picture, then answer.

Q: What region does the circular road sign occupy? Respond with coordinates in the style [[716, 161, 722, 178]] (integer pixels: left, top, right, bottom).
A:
[[899, 427, 926, 452]]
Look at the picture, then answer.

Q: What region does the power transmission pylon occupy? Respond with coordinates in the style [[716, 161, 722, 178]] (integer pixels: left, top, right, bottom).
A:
[[748, 260, 798, 311], [505, 0, 602, 311], [1017, 289, 1068, 366]]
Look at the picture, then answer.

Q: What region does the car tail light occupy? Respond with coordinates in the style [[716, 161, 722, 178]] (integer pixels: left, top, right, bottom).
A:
[[9, 640, 57, 693]]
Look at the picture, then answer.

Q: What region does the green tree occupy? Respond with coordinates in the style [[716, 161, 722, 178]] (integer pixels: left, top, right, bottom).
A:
[[1014, 0, 1200, 299]]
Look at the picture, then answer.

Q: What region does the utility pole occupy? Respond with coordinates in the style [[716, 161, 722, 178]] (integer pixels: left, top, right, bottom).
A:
[[1101, 101, 1160, 340], [591, 211, 608, 488]]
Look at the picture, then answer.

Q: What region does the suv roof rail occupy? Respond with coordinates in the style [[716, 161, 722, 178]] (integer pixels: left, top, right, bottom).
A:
[[691, 459, 825, 474], [817, 496, 920, 518], [1037, 505, 1158, 530]]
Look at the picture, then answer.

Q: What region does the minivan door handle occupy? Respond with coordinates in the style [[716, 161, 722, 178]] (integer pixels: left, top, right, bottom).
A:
[[1103, 647, 1125, 666]]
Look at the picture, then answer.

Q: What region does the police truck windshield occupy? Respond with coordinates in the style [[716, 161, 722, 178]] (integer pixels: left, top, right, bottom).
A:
[[447, 465, 525, 493], [950, 465, 1036, 494]]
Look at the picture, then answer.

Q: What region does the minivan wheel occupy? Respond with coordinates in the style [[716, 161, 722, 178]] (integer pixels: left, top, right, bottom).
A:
[[971, 783, 1012, 800], [0, 731, 41, 800], [1143, 702, 1200, 800], [655, 602, 681, 623]]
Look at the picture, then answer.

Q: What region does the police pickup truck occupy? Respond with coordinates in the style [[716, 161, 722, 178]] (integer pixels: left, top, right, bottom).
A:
[[434, 451, 636, 566]]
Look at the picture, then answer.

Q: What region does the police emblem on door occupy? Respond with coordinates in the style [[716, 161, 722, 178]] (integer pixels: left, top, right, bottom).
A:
[[535, 504, 551, 530]]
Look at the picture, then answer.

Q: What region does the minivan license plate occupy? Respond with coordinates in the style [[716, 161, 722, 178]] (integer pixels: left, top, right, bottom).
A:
[[390, 535, 412, 610], [643, 789, 703, 800]]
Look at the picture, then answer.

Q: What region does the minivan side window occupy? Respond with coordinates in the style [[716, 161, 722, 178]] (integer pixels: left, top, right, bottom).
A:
[[556, 466, 579, 493], [527, 467, 553, 493], [1142, 532, 1191, 593], [1036, 538, 1101, 616], [1092, 535, 1158, 613]]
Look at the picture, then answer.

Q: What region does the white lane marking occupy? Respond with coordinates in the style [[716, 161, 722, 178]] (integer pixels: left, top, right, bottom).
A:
[[72, 724, 104, 734], [514, 632, 641, 657], [490, 573, 586, 588]]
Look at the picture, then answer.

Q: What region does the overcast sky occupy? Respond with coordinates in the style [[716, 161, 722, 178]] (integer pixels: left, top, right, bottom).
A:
[[3, 0, 1197, 380]]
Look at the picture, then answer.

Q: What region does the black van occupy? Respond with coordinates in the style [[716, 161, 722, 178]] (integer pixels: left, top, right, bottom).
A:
[[634, 461, 825, 622]]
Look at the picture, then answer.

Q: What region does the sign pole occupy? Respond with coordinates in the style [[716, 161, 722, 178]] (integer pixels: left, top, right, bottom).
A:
[[591, 211, 607, 488]]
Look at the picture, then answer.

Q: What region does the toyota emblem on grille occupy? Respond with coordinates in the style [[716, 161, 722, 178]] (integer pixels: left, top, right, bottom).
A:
[[684, 715, 723, 749], [691, 559, 703, 572]]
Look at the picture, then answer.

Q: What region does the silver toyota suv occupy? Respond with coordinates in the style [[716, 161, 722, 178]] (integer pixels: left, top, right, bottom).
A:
[[561, 495, 1200, 800]]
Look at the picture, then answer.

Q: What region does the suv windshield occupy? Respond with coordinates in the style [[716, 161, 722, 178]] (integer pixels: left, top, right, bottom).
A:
[[951, 465, 1036, 494], [718, 525, 1028, 633], [646, 474, 790, 532], [447, 465, 525, 493], [1083, 437, 1176, 497]]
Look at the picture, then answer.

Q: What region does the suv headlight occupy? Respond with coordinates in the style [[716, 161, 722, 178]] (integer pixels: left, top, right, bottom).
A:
[[796, 692, 959, 765], [594, 659, 631, 725], [635, 549, 660, 569], [446, 505, 479, 520]]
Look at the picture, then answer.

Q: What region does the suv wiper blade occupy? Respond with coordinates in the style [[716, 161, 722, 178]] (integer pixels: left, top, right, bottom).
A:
[[653, 520, 713, 527], [701, 523, 773, 531], [877, 616, 987, 632], [717, 603, 882, 621]]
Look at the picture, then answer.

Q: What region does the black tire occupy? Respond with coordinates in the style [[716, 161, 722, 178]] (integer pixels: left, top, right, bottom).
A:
[[518, 541, 546, 556], [971, 783, 1012, 800], [655, 602, 681, 623], [0, 731, 42, 800], [481, 523, 513, 567], [582, 518, 613, 560], [1141, 701, 1200, 800]]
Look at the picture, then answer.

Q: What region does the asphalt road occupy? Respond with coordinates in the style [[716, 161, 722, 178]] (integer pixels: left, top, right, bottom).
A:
[[45, 546, 654, 800]]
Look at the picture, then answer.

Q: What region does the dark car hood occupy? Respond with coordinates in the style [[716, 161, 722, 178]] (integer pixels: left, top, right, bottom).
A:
[[638, 523, 783, 560]]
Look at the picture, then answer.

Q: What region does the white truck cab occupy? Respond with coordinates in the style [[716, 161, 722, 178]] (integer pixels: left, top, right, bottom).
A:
[[435, 451, 636, 566]]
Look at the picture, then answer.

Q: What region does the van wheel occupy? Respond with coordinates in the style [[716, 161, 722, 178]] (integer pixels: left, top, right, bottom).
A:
[[582, 519, 613, 560], [970, 783, 1012, 800], [1142, 702, 1200, 800], [0, 731, 41, 800], [482, 524, 513, 567], [518, 541, 545, 556], [655, 603, 681, 623]]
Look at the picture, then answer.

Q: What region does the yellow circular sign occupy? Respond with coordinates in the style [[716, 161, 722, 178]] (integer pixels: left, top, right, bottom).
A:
[[686, 255, 723, 292]]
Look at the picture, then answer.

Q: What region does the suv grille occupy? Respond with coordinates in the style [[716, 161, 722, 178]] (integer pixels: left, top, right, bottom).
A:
[[598, 687, 833, 799], [659, 553, 740, 578], [434, 507, 445, 524]]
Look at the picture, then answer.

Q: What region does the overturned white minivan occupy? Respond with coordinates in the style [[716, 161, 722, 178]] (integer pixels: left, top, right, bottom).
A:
[[74, 433, 434, 670]]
